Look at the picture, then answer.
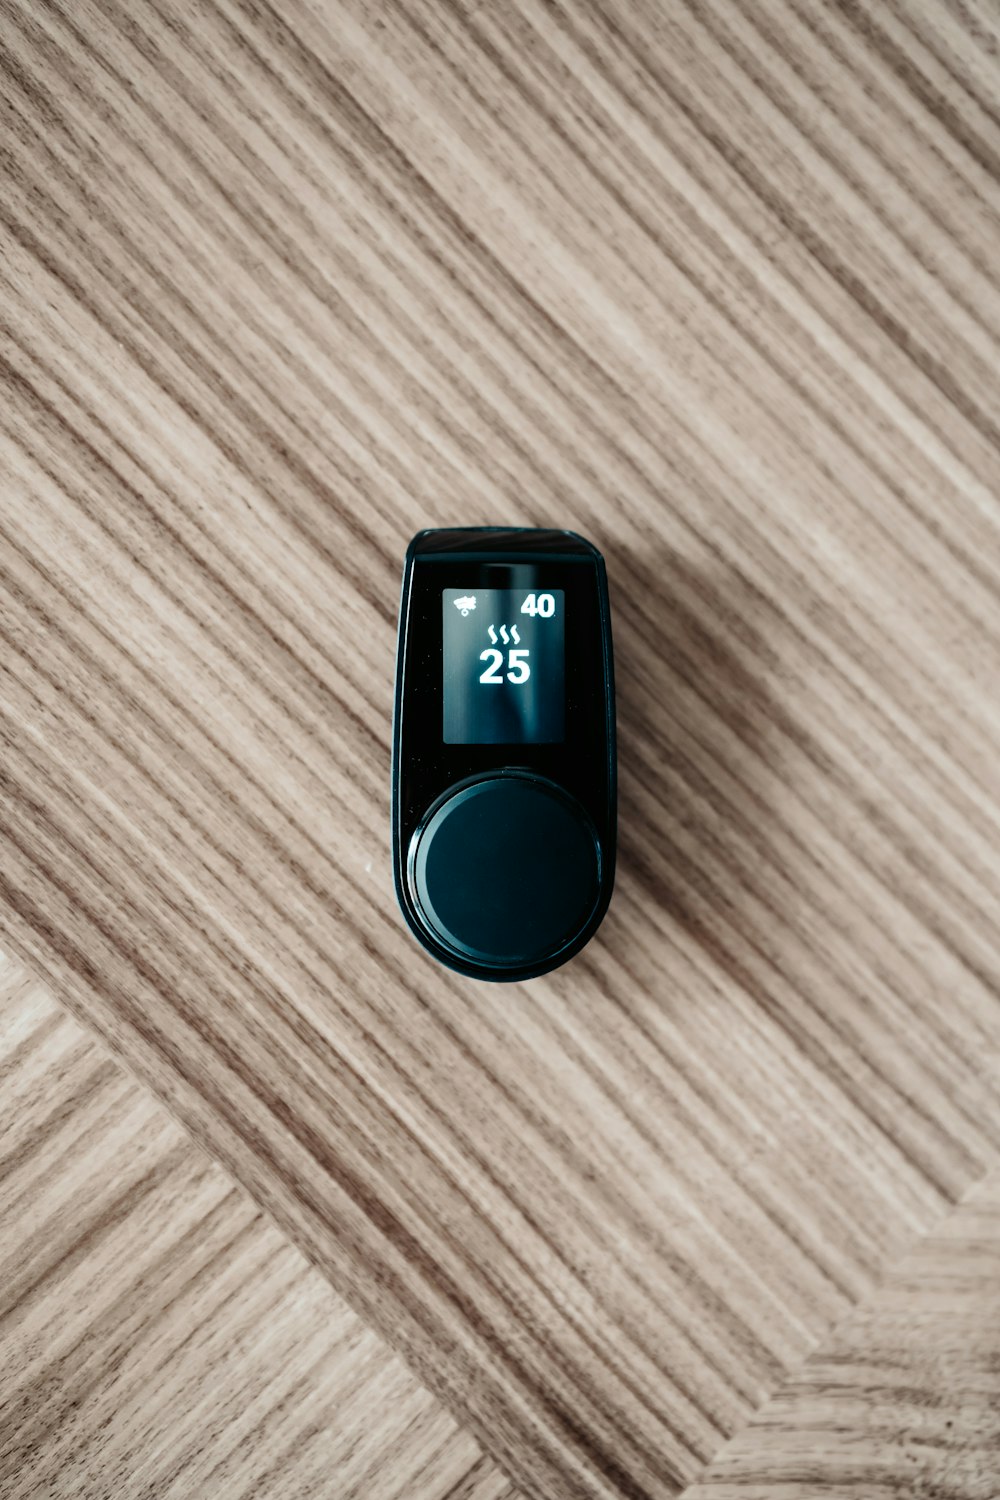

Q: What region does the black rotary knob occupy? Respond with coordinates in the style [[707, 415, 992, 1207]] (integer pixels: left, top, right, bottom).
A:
[[408, 773, 602, 975]]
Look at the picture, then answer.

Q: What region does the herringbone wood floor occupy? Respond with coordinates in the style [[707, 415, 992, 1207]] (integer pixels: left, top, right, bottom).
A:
[[2, 2, 1000, 1496]]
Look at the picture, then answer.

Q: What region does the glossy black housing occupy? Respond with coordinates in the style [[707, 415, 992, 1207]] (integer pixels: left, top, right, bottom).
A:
[[392, 527, 616, 981]]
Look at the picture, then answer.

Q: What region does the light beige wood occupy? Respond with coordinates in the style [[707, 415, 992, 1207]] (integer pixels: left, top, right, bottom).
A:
[[2, 0, 1000, 1495], [0, 951, 515, 1500], [685, 1170, 1000, 1498], [4, 943, 996, 1500]]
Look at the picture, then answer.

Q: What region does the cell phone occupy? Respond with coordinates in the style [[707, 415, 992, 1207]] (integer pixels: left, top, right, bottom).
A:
[[392, 527, 616, 981]]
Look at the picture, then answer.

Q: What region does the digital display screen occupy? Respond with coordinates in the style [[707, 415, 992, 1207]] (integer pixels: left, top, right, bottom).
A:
[[442, 588, 565, 744]]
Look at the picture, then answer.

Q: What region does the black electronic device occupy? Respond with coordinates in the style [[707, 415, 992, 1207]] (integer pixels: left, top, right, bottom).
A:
[[392, 528, 616, 981]]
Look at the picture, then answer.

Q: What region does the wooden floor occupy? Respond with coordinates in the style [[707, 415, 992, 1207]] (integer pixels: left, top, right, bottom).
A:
[[0, 954, 514, 1500], [1, 1, 999, 1495]]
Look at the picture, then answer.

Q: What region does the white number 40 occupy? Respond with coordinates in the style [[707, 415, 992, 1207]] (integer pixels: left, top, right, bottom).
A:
[[521, 593, 555, 617], [480, 648, 531, 684]]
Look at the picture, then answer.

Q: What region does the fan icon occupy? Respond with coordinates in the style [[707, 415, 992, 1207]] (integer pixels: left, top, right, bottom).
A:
[[453, 595, 477, 616]]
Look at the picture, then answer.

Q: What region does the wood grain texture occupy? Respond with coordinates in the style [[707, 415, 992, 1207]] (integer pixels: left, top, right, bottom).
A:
[[0, 951, 515, 1500], [2, 0, 1000, 1495], [685, 1171, 1000, 1499]]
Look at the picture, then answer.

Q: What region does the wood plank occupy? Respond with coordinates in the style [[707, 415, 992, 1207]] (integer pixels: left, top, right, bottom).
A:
[[2, 1, 1000, 1495], [684, 1171, 1000, 1498], [0, 951, 515, 1500]]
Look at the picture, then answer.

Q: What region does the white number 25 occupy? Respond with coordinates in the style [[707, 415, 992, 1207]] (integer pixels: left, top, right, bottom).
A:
[[480, 648, 531, 684]]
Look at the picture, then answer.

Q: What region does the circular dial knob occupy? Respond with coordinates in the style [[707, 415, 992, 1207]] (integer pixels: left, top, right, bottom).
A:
[[408, 773, 602, 974]]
